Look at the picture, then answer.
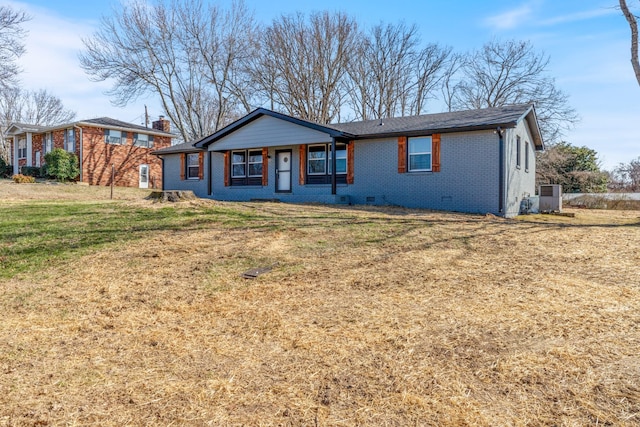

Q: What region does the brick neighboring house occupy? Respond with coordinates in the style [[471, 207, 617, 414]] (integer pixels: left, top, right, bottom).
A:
[[6, 117, 173, 188]]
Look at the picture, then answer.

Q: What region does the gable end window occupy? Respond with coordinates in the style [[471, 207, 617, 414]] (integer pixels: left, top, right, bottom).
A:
[[525, 140, 530, 172], [104, 129, 125, 145], [408, 136, 432, 172], [230, 149, 263, 186], [134, 133, 154, 148], [306, 143, 347, 185], [516, 136, 522, 168]]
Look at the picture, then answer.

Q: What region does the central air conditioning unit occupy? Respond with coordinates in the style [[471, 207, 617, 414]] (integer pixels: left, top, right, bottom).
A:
[[539, 184, 562, 212]]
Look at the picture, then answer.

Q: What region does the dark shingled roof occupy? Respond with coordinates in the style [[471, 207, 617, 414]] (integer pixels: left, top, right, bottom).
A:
[[329, 104, 535, 137], [153, 103, 542, 155], [79, 117, 173, 136], [152, 141, 204, 155]]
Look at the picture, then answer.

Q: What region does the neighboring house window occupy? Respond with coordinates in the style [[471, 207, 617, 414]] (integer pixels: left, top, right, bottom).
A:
[[104, 129, 125, 145], [306, 143, 347, 184], [186, 153, 200, 179], [44, 132, 52, 154], [65, 128, 75, 152], [408, 136, 432, 172], [133, 133, 154, 148], [230, 149, 263, 185], [18, 139, 27, 159], [516, 136, 521, 168], [525, 140, 530, 172]]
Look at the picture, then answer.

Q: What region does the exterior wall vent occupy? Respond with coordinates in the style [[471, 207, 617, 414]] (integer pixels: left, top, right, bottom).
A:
[[538, 185, 562, 212]]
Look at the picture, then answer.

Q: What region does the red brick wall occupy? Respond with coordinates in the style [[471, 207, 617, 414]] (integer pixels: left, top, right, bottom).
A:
[[81, 126, 171, 188]]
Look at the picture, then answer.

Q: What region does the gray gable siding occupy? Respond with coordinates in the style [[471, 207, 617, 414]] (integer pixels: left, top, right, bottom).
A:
[[210, 115, 332, 151]]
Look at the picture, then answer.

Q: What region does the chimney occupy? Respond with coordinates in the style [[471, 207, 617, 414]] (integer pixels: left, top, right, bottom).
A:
[[152, 115, 170, 133]]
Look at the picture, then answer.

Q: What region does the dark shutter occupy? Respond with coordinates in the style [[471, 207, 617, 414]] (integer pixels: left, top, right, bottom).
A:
[[432, 134, 441, 172], [180, 153, 185, 180], [299, 144, 306, 185], [198, 152, 204, 180], [398, 136, 407, 173], [347, 141, 354, 184], [262, 147, 268, 186], [224, 151, 230, 187]]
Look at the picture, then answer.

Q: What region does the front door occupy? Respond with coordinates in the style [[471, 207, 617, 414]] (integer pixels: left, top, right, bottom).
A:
[[139, 164, 149, 189], [276, 150, 291, 192]]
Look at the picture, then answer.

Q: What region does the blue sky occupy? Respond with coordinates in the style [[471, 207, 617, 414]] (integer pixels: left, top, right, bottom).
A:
[[8, 0, 640, 170]]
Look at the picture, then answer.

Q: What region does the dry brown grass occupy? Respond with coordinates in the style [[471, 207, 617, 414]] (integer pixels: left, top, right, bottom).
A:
[[1, 181, 640, 426]]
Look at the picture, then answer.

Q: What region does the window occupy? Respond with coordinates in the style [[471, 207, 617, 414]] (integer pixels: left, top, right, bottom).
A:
[[408, 136, 432, 172], [232, 151, 246, 177], [134, 133, 154, 148], [18, 139, 27, 159], [230, 149, 263, 185], [525, 140, 530, 172], [248, 151, 263, 177], [186, 153, 200, 179], [304, 143, 348, 185], [308, 145, 327, 175], [104, 129, 125, 145], [65, 128, 75, 152], [43, 132, 52, 154], [516, 136, 522, 168]]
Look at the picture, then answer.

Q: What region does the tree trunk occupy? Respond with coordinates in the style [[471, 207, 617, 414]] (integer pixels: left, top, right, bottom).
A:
[[620, 0, 640, 86]]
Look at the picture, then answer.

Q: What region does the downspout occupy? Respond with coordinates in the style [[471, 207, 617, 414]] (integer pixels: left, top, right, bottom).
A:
[[497, 127, 505, 214], [74, 125, 83, 183], [331, 137, 337, 195]]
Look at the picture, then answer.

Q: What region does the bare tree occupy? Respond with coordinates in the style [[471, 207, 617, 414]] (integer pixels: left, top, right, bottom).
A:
[[0, 6, 30, 91], [0, 88, 76, 162], [610, 157, 640, 191], [253, 11, 358, 123], [453, 40, 578, 143], [346, 22, 451, 120], [620, 0, 640, 86], [80, 0, 257, 142]]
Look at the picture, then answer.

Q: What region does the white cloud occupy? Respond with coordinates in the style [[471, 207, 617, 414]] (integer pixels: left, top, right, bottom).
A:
[[483, 4, 535, 30]]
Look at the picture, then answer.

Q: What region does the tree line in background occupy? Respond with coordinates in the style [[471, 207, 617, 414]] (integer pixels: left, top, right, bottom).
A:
[[1, 1, 638, 194], [79, 0, 578, 144]]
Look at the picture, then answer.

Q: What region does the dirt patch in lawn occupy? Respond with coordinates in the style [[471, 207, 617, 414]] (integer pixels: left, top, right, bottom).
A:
[[1, 183, 639, 425]]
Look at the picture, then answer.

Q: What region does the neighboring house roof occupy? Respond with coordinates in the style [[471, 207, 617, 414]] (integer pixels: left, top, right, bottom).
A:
[[153, 104, 543, 155], [4, 123, 51, 135], [4, 117, 174, 138]]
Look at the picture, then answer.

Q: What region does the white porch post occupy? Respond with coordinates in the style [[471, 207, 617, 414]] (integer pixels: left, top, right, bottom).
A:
[[12, 136, 18, 175], [26, 132, 32, 167]]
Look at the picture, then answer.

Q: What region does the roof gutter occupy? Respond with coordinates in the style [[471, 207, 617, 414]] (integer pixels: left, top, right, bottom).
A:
[[349, 122, 519, 141]]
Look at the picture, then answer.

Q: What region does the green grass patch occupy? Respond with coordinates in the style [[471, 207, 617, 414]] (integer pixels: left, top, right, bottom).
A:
[[0, 200, 272, 279]]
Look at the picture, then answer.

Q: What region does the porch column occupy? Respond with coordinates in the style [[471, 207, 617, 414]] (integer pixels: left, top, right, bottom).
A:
[[12, 136, 18, 175]]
